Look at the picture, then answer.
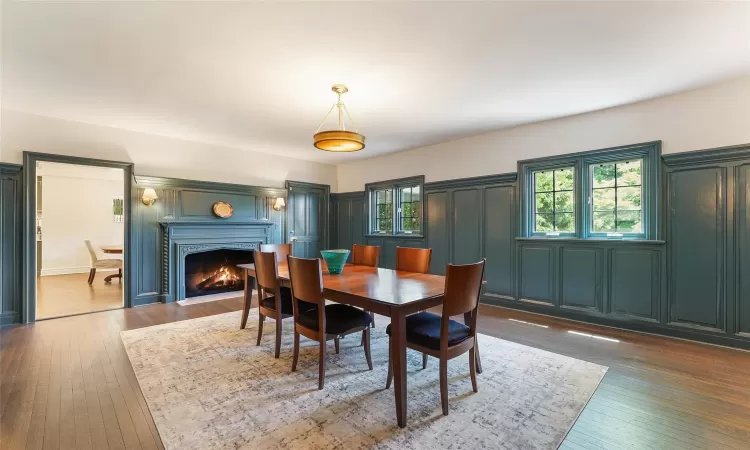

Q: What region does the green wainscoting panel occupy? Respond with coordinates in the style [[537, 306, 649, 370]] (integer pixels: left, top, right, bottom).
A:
[[610, 248, 661, 322], [483, 185, 515, 299], [0, 164, 23, 325], [179, 190, 261, 221], [364, 237, 426, 269], [739, 164, 750, 335], [452, 189, 481, 265], [286, 181, 329, 259], [519, 244, 555, 305], [667, 167, 726, 331], [330, 192, 365, 261], [560, 247, 603, 312], [426, 191, 450, 275]]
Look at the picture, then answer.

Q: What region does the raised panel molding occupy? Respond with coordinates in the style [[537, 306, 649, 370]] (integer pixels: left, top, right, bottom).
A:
[[519, 245, 555, 305], [482, 185, 515, 299], [609, 248, 661, 322], [0, 164, 23, 325], [667, 167, 726, 331], [560, 247, 603, 312], [737, 163, 750, 335], [426, 191, 450, 275], [452, 189, 481, 265]]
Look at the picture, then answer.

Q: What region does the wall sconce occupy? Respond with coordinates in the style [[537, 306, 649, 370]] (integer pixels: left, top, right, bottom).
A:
[[142, 188, 158, 206], [273, 197, 286, 211]]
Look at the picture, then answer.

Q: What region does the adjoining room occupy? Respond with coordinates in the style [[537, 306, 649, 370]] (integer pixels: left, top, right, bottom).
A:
[[1, 2, 749, 450]]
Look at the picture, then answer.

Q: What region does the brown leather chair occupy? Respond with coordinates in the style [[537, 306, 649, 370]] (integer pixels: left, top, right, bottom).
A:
[[254, 250, 312, 358], [395, 246, 432, 274], [260, 243, 292, 262], [385, 259, 486, 416], [287, 255, 373, 390], [352, 244, 380, 328]]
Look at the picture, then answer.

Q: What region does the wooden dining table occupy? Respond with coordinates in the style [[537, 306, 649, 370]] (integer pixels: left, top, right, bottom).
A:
[[237, 261, 478, 428]]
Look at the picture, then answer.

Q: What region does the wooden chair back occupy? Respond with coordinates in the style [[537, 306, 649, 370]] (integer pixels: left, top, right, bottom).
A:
[[395, 247, 432, 274], [260, 243, 292, 262], [352, 244, 380, 267], [442, 259, 486, 318], [253, 250, 279, 293], [286, 255, 325, 307]]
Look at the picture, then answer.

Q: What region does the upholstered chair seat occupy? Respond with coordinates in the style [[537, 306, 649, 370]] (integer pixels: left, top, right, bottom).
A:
[[385, 311, 471, 350], [298, 304, 373, 335]]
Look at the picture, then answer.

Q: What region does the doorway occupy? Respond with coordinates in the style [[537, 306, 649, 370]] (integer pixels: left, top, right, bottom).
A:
[[23, 153, 133, 323], [285, 181, 330, 258]]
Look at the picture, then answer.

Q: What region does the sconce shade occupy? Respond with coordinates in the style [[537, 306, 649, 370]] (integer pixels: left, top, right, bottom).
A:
[[142, 188, 158, 206], [273, 197, 286, 211]]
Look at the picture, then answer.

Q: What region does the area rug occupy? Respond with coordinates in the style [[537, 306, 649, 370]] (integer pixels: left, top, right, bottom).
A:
[[120, 310, 607, 450]]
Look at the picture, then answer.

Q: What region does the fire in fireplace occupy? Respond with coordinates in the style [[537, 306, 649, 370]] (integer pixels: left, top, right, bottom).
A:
[[185, 249, 252, 298]]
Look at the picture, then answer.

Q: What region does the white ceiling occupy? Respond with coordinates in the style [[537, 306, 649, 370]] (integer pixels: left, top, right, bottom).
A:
[[3, 2, 750, 164]]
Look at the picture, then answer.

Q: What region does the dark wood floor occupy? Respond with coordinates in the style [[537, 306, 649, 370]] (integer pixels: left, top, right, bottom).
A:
[[1, 298, 749, 449]]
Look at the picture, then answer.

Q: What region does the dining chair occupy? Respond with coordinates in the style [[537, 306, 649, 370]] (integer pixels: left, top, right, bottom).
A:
[[254, 250, 313, 358], [395, 246, 434, 367], [260, 243, 292, 262], [385, 259, 486, 416], [352, 244, 380, 328], [287, 255, 373, 389], [84, 240, 122, 285], [395, 246, 432, 274]]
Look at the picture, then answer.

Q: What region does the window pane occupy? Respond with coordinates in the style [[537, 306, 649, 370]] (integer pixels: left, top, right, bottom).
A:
[[617, 211, 642, 233], [617, 160, 642, 186], [593, 212, 616, 232], [593, 163, 616, 188], [555, 213, 574, 232], [535, 171, 554, 192], [535, 193, 553, 214], [555, 191, 575, 213], [593, 188, 616, 211], [555, 168, 574, 191], [617, 186, 641, 209], [535, 214, 554, 232], [412, 218, 420, 231]]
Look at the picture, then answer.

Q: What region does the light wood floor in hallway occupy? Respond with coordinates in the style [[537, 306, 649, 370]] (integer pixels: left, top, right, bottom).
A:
[[36, 273, 123, 320], [1, 298, 750, 449]]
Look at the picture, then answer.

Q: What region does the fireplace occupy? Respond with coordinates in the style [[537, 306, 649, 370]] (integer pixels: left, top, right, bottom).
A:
[[185, 249, 252, 298]]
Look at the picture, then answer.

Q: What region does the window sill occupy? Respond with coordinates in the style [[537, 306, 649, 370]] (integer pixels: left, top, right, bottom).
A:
[[516, 237, 665, 245], [365, 233, 425, 239]]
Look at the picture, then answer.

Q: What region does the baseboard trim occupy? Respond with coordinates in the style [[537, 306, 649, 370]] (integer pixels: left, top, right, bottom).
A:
[[481, 295, 750, 351], [40, 267, 92, 276]]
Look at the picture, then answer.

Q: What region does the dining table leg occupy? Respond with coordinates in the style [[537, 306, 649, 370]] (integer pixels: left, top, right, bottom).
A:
[[390, 308, 408, 428], [240, 272, 254, 329]]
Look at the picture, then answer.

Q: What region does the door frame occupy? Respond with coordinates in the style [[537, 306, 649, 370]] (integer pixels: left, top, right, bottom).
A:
[[284, 180, 330, 251], [22, 152, 134, 323]]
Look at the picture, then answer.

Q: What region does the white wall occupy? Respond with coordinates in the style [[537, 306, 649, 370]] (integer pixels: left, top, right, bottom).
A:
[[337, 75, 750, 192], [0, 110, 338, 190], [40, 163, 124, 276]]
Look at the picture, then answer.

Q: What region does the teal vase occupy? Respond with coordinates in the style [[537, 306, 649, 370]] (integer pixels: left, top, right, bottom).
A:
[[320, 249, 350, 275]]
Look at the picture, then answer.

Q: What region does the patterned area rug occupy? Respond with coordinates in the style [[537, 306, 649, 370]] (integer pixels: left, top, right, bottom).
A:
[[121, 310, 607, 450]]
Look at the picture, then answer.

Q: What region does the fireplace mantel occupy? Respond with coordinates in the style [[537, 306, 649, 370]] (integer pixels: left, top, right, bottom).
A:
[[160, 220, 274, 302]]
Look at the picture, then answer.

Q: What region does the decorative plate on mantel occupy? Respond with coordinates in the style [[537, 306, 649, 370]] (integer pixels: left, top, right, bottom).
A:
[[212, 202, 234, 218]]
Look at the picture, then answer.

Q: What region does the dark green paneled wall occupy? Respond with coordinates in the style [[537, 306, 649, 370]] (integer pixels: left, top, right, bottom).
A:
[[0, 164, 23, 325], [330, 145, 750, 349]]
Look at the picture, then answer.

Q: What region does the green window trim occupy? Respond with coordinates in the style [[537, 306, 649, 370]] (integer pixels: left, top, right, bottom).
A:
[[365, 175, 425, 237], [519, 141, 661, 241]]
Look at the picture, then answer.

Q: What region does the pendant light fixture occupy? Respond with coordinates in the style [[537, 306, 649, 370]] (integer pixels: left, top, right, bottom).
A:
[[313, 84, 365, 152]]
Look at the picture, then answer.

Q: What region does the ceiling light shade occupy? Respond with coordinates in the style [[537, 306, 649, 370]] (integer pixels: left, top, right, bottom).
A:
[[313, 84, 365, 152]]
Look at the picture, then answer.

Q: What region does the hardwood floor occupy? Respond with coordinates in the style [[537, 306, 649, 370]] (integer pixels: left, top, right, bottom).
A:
[[37, 274, 123, 320], [1, 299, 749, 449]]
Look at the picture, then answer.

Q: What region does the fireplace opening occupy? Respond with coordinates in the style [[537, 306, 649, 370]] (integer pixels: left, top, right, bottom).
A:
[[185, 249, 252, 298]]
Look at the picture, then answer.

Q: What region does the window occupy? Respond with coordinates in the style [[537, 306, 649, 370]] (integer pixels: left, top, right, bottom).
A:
[[372, 188, 393, 233], [533, 168, 575, 234], [365, 176, 424, 236], [591, 160, 642, 234], [398, 185, 420, 233], [519, 142, 660, 240]]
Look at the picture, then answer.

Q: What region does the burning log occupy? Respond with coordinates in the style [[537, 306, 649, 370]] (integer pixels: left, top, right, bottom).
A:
[[196, 266, 241, 290]]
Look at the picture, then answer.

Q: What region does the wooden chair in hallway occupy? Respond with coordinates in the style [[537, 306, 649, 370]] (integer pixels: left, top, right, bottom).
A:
[[385, 259, 486, 416], [260, 243, 292, 262], [254, 250, 313, 358], [84, 240, 122, 285], [352, 244, 380, 328], [287, 255, 373, 389]]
